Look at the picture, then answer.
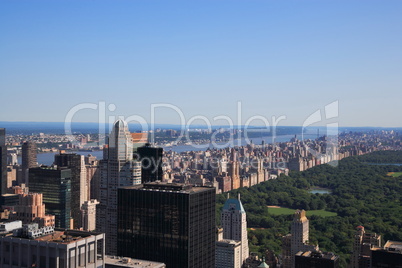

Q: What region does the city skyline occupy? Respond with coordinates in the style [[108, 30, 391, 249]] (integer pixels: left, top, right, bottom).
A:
[[1, 1, 402, 127]]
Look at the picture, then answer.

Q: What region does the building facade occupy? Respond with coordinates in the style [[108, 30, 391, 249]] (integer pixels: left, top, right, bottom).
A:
[[295, 250, 339, 268], [28, 167, 72, 228], [0, 128, 7, 199], [349, 225, 381, 268], [216, 239, 242, 268], [81, 199, 99, 231], [137, 144, 163, 183], [117, 182, 216, 268], [21, 141, 37, 184], [54, 153, 88, 229], [97, 120, 141, 255], [9, 192, 55, 227], [0, 225, 105, 268], [221, 194, 249, 265], [371, 240, 402, 268], [282, 210, 318, 268]]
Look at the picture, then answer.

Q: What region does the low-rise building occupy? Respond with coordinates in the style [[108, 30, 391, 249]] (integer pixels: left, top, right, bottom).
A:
[[295, 250, 339, 268], [0, 224, 105, 268], [371, 240, 402, 268]]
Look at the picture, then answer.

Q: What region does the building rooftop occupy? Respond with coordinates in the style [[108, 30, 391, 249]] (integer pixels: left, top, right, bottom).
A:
[[223, 198, 245, 213], [34, 230, 88, 244], [105, 256, 165, 268], [216, 239, 241, 247], [12, 226, 103, 244], [258, 258, 270, 268], [131, 133, 148, 143], [120, 181, 214, 194], [296, 250, 338, 260], [379, 240, 402, 253]]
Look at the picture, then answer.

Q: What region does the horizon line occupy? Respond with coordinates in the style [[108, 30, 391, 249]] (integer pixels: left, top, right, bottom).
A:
[[0, 121, 402, 129]]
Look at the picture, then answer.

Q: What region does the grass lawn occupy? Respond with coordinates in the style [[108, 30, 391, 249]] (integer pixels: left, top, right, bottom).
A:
[[267, 206, 337, 217], [387, 172, 402, 177]]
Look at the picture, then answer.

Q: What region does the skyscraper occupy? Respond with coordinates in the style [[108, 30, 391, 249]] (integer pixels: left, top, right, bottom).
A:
[[0, 128, 7, 197], [137, 143, 163, 183], [81, 199, 99, 231], [28, 167, 72, 228], [221, 194, 249, 265], [291, 210, 310, 257], [21, 141, 37, 184], [349, 225, 381, 268], [97, 119, 141, 255], [117, 182, 216, 268], [228, 149, 240, 190], [282, 210, 318, 268], [54, 153, 87, 229]]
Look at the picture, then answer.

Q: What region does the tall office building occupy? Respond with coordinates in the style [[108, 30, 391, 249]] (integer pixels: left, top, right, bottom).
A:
[[85, 154, 100, 201], [349, 225, 381, 268], [97, 119, 141, 255], [117, 182, 216, 268], [291, 210, 309, 256], [21, 141, 37, 184], [0, 128, 7, 197], [54, 153, 87, 229], [228, 149, 240, 190], [81, 199, 99, 231], [137, 143, 163, 183], [290, 210, 318, 268], [221, 194, 249, 265], [290, 210, 318, 267], [282, 210, 318, 268], [28, 167, 72, 228]]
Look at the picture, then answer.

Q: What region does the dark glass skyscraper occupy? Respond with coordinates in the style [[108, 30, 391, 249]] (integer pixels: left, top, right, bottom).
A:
[[54, 153, 86, 229], [137, 143, 163, 183], [0, 128, 7, 197], [117, 182, 215, 268], [28, 167, 72, 228]]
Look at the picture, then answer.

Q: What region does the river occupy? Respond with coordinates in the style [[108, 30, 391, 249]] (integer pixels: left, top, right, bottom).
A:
[[18, 134, 317, 166]]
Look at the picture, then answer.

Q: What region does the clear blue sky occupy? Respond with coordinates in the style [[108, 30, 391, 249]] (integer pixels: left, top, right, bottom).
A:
[[1, 0, 401, 127]]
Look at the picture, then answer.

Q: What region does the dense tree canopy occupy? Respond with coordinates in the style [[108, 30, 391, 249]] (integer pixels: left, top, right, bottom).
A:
[[216, 151, 402, 268]]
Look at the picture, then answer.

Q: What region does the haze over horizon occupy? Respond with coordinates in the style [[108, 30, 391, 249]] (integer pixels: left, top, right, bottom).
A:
[[1, 0, 401, 127]]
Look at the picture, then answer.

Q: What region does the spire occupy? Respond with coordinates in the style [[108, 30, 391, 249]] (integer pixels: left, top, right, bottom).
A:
[[227, 193, 230, 199], [238, 193, 241, 201]]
